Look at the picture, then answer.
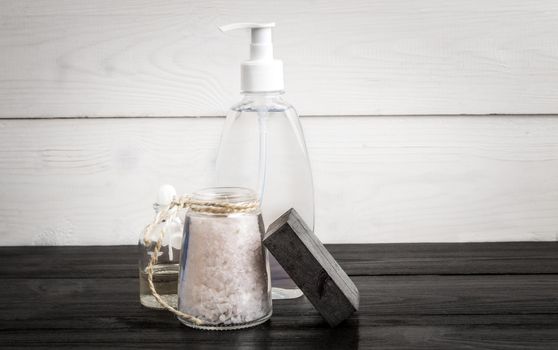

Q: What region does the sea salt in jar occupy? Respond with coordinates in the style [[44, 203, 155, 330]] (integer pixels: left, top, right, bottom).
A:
[[177, 187, 272, 330]]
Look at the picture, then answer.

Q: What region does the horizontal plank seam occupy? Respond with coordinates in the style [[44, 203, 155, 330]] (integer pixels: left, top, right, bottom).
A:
[[348, 272, 558, 277], [3, 313, 558, 321], [3, 313, 558, 326], [1, 114, 558, 120], [2, 273, 558, 279]]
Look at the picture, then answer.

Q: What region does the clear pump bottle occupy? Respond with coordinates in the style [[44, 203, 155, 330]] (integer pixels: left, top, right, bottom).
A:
[[216, 23, 314, 299]]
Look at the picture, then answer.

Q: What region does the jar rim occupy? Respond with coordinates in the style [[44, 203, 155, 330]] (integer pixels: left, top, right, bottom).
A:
[[191, 187, 258, 204]]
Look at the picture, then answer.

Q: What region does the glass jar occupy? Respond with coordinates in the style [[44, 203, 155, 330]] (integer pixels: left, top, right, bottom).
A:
[[177, 187, 272, 330]]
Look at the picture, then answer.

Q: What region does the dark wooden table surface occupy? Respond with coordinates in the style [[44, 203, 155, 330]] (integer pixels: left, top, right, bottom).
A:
[[1, 243, 558, 349]]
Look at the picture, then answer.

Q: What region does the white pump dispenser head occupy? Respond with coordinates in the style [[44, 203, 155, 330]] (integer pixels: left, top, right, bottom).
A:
[[219, 22, 284, 92]]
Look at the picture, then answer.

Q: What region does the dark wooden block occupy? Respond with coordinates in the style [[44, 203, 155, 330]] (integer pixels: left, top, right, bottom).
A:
[[263, 208, 360, 327]]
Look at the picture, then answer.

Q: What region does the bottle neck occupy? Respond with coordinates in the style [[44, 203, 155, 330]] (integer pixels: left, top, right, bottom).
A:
[[231, 90, 292, 113], [241, 90, 284, 97], [240, 90, 285, 104]]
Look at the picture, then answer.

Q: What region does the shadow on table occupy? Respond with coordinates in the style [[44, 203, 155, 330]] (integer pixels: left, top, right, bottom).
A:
[[215, 318, 360, 349]]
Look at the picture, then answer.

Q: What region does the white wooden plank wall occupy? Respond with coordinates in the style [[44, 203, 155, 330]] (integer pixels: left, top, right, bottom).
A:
[[0, 0, 557, 245], [1, 0, 558, 116], [1, 117, 557, 245]]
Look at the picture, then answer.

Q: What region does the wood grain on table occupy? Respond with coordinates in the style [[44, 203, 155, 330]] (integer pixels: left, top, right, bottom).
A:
[[1, 242, 557, 349]]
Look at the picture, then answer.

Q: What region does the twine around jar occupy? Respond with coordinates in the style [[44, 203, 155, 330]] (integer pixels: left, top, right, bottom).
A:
[[142, 194, 260, 325]]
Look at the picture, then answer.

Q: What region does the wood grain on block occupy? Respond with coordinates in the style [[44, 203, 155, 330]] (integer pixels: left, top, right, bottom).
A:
[[264, 208, 359, 327]]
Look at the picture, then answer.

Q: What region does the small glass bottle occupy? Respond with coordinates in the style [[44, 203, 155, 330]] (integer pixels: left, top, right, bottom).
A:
[[138, 185, 183, 309], [177, 187, 272, 330]]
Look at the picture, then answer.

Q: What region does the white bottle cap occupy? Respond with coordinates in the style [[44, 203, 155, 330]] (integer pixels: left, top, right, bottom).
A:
[[219, 22, 284, 92], [156, 184, 177, 206]]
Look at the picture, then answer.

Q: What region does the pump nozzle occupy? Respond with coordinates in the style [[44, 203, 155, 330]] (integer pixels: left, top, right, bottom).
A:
[[219, 22, 275, 32], [219, 22, 284, 92]]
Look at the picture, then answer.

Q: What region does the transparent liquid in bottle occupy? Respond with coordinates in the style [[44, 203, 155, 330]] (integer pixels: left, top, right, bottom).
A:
[[216, 92, 314, 299], [139, 264, 179, 309]]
